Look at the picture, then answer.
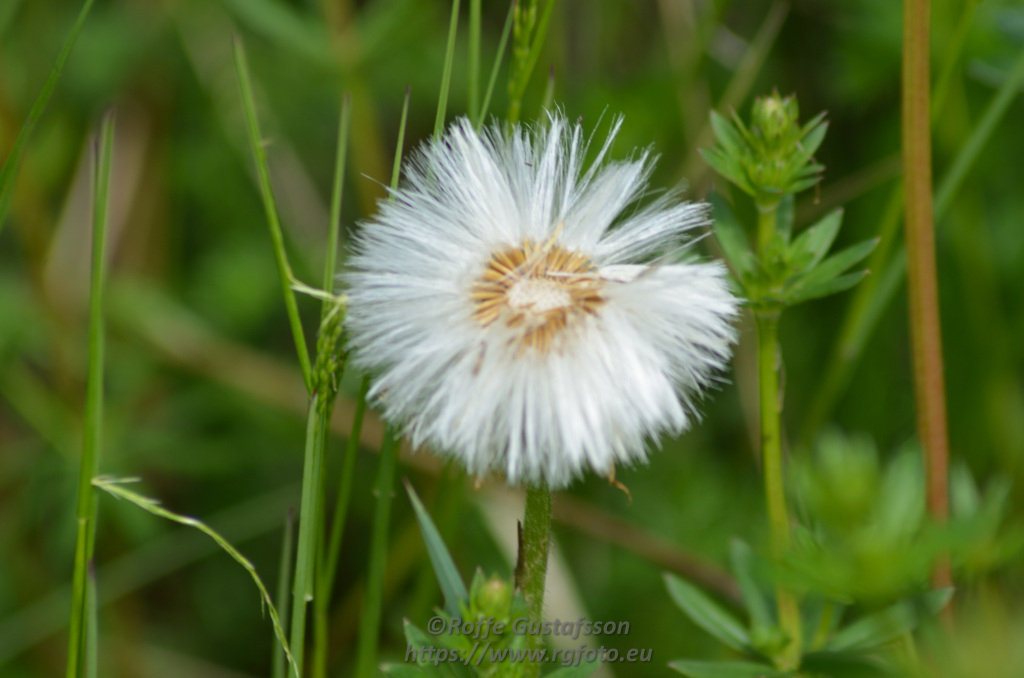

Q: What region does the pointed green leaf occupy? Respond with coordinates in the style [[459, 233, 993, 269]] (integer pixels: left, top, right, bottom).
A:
[[786, 271, 867, 304], [664, 573, 751, 652], [544, 659, 602, 677], [701, 148, 755, 195], [788, 209, 843, 271], [789, 238, 878, 291], [728, 540, 773, 631], [669, 660, 787, 678], [708, 192, 756, 283], [405, 481, 468, 617], [825, 602, 916, 652], [710, 110, 747, 156], [876, 450, 925, 542], [798, 119, 829, 160], [950, 465, 981, 518]]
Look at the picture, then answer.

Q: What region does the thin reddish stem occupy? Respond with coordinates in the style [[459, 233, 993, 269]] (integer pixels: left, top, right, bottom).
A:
[[902, 0, 952, 595]]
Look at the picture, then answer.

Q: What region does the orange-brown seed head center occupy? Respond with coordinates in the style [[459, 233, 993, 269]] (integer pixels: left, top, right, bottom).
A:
[[471, 239, 604, 353]]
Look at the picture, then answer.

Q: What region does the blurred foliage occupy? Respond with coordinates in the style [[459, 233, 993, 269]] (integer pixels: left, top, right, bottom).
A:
[[3, 1, 1024, 677]]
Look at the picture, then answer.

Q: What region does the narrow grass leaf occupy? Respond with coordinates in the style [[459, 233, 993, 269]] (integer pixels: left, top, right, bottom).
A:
[[322, 93, 352, 318], [272, 510, 294, 678], [468, 0, 482, 120], [404, 480, 469, 616], [434, 0, 462, 139], [664, 573, 751, 652], [476, 1, 515, 128], [232, 34, 313, 392], [92, 477, 296, 674], [0, 0, 96, 236], [66, 110, 114, 678]]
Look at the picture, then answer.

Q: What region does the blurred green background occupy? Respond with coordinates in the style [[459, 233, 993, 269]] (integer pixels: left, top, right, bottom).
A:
[[2, 0, 1023, 676]]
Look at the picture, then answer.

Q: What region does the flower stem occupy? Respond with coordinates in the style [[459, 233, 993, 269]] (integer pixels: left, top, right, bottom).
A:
[[66, 111, 114, 678], [756, 200, 778, 256], [288, 396, 326, 677], [520, 484, 552, 678], [755, 309, 801, 669], [354, 425, 400, 678], [902, 0, 952, 596]]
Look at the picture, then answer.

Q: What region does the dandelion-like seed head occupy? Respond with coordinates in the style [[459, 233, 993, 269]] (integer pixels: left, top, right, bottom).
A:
[[345, 114, 740, 489], [472, 238, 603, 355]]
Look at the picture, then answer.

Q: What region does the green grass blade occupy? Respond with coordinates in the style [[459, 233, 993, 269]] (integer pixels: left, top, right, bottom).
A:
[[354, 425, 401, 678], [404, 480, 468, 617], [313, 376, 370, 678], [320, 376, 370, 600], [0, 484, 298, 664], [65, 110, 114, 678], [92, 477, 297, 674], [272, 510, 295, 678], [476, 1, 515, 129], [84, 565, 97, 678], [288, 399, 326, 677], [352, 83, 410, 678], [232, 34, 313, 393], [434, 0, 462, 139], [0, 0, 96, 237], [322, 93, 352, 318], [468, 0, 482, 121], [392, 88, 412, 191]]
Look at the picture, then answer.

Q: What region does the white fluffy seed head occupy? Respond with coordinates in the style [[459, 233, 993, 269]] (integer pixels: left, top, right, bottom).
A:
[[343, 114, 740, 489]]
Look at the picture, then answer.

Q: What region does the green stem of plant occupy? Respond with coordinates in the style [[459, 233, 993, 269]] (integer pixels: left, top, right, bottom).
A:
[[354, 425, 400, 678], [902, 0, 952, 595], [756, 202, 777, 256], [520, 484, 552, 678], [272, 510, 295, 678], [754, 310, 800, 669], [312, 376, 369, 678], [65, 110, 114, 678], [288, 396, 326, 677]]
